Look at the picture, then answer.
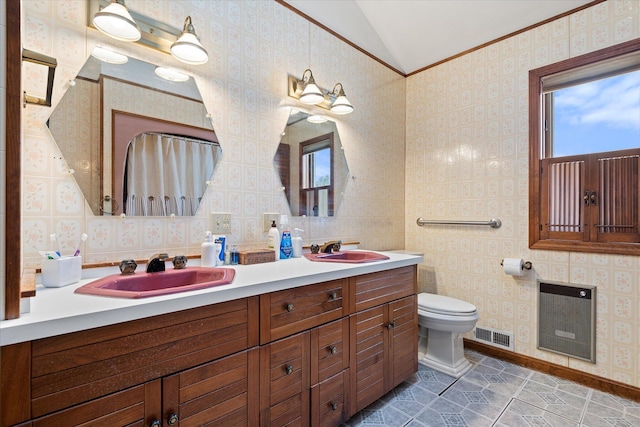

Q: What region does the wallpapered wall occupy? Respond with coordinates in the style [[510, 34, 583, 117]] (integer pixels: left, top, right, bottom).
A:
[[406, 0, 640, 387], [20, 0, 406, 268]]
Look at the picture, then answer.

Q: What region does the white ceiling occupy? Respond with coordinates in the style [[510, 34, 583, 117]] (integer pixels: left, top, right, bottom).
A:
[[282, 0, 595, 75]]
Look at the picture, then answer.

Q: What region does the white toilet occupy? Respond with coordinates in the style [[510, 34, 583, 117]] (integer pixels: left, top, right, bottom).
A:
[[417, 293, 479, 378]]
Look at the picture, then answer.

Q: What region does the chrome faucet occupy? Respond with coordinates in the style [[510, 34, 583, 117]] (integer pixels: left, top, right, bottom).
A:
[[147, 253, 169, 273], [320, 240, 342, 253]]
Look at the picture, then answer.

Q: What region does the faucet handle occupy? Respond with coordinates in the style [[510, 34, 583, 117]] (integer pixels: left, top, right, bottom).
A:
[[119, 259, 137, 275], [172, 255, 187, 269]]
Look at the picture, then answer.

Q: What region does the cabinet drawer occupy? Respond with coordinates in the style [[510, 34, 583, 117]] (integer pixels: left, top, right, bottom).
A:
[[29, 297, 259, 418], [260, 332, 310, 409], [260, 279, 348, 343], [352, 266, 416, 312], [311, 318, 349, 384], [311, 370, 349, 427], [29, 381, 161, 427]]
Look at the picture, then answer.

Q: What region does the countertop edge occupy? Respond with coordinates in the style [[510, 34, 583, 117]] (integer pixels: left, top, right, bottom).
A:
[[1, 252, 423, 346]]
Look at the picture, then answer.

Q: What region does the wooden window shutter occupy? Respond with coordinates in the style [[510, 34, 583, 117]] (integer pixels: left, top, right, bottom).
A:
[[541, 155, 588, 241], [591, 149, 640, 243]]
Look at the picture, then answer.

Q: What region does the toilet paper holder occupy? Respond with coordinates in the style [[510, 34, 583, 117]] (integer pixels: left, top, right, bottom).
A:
[[500, 259, 532, 270]]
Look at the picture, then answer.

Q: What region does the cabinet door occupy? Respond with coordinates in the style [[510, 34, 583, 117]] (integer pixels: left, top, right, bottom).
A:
[[29, 380, 161, 427], [260, 332, 310, 426], [311, 370, 349, 427], [349, 304, 387, 415], [349, 296, 418, 416], [162, 348, 259, 427], [388, 295, 418, 390]]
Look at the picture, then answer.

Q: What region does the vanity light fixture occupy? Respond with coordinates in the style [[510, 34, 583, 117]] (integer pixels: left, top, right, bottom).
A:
[[329, 83, 354, 114], [92, 0, 141, 42], [90, 46, 128, 64], [170, 16, 209, 65], [154, 66, 190, 82], [88, 0, 210, 65], [288, 69, 354, 114]]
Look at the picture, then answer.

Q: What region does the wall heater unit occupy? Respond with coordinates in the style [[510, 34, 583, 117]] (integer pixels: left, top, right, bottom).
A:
[[538, 280, 596, 363]]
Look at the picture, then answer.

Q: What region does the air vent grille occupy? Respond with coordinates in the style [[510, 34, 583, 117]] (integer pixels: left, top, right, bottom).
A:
[[473, 326, 514, 351]]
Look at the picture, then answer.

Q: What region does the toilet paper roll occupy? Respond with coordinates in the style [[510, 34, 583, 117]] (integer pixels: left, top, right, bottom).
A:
[[503, 258, 524, 276]]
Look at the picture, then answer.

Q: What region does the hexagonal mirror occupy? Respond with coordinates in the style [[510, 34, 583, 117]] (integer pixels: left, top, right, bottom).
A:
[[274, 111, 349, 217], [47, 54, 221, 216]]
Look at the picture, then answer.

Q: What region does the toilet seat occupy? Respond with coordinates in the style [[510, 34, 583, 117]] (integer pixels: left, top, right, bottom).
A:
[[418, 293, 477, 316]]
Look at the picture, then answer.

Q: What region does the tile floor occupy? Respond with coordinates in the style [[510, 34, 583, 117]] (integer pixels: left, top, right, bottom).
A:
[[346, 350, 640, 426]]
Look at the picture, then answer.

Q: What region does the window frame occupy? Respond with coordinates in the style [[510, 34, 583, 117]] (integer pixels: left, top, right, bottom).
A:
[[529, 38, 640, 256]]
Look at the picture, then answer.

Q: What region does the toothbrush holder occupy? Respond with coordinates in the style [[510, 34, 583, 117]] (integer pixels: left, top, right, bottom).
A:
[[41, 256, 82, 288]]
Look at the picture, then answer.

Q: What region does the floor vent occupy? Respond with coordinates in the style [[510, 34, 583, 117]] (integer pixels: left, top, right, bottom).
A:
[[472, 326, 514, 351]]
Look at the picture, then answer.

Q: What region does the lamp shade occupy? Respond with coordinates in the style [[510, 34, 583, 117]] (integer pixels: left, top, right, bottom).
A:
[[92, 0, 141, 42], [90, 46, 128, 64], [300, 79, 324, 104], [170, 16, 208, 65], [330, 94, 354, 114]]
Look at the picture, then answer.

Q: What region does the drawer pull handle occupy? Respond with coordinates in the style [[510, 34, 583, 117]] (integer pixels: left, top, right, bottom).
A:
[[285, 364, 294, 375], [329, 345, 337, 354], [286, 303, 294, 312], [329, 291, 337, 301], [386, 321, 396, 330], [330, 402, 338, 411], [150, 421, 161, 427], [167, 413, 179, 425]]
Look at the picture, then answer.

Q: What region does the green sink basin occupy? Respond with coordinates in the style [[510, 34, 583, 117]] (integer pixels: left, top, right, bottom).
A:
[[303, 251, 389, 263], [75, 267, 235, 298]]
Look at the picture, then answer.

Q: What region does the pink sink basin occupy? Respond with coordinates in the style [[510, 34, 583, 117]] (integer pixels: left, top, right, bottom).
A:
[[303, 251, 389, 263], [74, 267, 235, 298]]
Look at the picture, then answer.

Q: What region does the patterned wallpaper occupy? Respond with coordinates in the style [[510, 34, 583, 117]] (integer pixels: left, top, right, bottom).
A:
[[20, 0, 406, 267], [18, 0, 639, 389], [406, 0, 640, 387]]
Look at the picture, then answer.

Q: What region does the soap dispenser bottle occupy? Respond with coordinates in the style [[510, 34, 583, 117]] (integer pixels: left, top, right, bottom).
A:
[[201, 231, 217, 267], [279, 215, 292, 259], [267, 220, 280, 260]]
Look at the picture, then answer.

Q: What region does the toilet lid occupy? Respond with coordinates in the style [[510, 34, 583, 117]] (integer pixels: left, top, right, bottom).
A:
[[418, 293, 477, 315]]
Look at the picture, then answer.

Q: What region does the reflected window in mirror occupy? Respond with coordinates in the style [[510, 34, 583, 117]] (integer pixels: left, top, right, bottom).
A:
[[300, 133, 334, 216], [275, 110, 350, 217], [47, 55, 221, 216]]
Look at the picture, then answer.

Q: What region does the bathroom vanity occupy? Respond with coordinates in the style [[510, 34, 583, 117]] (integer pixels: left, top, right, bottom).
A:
[[0, 252, 420, 427]]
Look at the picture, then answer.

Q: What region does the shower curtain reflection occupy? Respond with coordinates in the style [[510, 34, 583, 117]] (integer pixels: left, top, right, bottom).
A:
[[123, 133, 221, 216]]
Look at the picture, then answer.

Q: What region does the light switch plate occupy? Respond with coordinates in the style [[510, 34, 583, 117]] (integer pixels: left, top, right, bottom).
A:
[[262, 213, 280, 233], [211, 212, 231, 234]]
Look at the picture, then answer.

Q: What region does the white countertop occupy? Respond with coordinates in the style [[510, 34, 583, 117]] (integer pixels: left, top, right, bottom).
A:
[[0, 251, 422, 346]]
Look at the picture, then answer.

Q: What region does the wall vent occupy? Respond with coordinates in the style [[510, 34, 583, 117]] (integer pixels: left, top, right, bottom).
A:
[[472, 326, 514, 351]]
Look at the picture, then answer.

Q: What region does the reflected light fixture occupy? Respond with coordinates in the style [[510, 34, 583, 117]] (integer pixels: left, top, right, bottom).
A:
[[307, 115, 327, 124], [170, 16, 209, 65], [329, 83, 354, 114], [90, 46, 128, 64], [154, 66, 190, 82], [299, 69, 325, 105], [92, 0, 141, 42]]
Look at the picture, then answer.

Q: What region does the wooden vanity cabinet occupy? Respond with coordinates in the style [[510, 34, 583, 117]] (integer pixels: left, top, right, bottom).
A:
[[1, 297, 260, 427], [1, 265, 418, 427], [348, 266, 418, 416]]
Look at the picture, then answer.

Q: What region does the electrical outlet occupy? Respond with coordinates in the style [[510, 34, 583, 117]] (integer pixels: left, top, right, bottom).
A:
[[263, 213, 280, 233], [211, 212, 231, 234]]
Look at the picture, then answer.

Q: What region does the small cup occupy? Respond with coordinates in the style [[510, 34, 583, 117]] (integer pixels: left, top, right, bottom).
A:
[[41, 256, 82, 288]]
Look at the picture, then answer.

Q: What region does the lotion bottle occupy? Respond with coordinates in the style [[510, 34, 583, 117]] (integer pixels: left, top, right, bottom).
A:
[[267, 220, 280, 260], [201, 231, 217, 267], [292, 228, 304, 258]]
